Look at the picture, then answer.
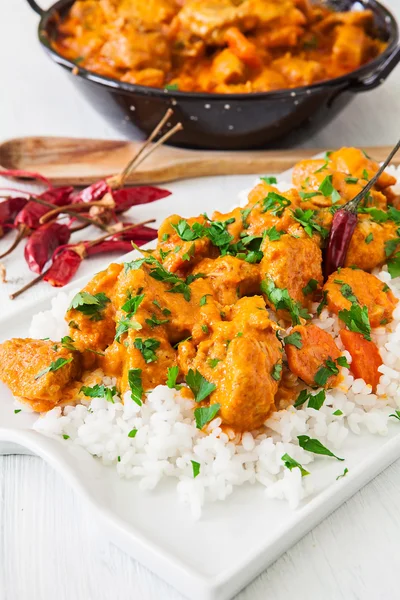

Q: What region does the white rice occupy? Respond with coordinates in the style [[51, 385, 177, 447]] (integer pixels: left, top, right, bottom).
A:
[[27, 167, 400, 518]]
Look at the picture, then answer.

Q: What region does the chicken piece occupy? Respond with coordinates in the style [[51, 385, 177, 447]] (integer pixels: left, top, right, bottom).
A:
[[332, 25, 367, 71], [192, 255, 260, 305], [261, 233, 323, 312], [272, 56, 325, 86], [345, 220, 400, 272], [100, 26, 171, 71], [121, 68, 166, 87], [324, 268, 398, 328], [241, 182, 302, 236], [117, 0, 179, 28], [224, 27, 262, 68], [169, 0, 240, 46], [328, 147, 396, 191], [0, 339, 81, 412], [251, 67, 288, 91], [285, 324, 341, 388], [156, 214, 218, 275], [315, 9, 374, 34], [255, 25, 305, 48], [178, 296, 282, 430], [211, 48, 246, 84], [238, 0, 306, 28], [66, 263, 122, 354]]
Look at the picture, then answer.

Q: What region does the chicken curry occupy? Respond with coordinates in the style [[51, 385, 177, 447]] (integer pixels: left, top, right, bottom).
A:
[[51, 0, 387, 93], [1, 147, 399, 431]]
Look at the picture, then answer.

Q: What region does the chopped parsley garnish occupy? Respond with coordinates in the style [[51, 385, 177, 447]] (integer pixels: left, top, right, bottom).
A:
[[262, 192, 291, 216], [337, 356, 350, 369], [338, 302, 371, 341], [14, 409, 22, 414], [124, 259, 146, 273], [316, 290, 328, 316], [383, 284, 390, 292], [121, 294, 144, 315], [194, 404, 220, 429], [333, 409, 343, 416], [388, 253, 400, 278], [68, 291, 110, 321], [137, 255, 192, 301], [191, 460, 201, 478], [264, 226, 283, 241], [298, 435, 344, 461], [357, 207, 388, 223], [60, 336, 76, 352], [115, 317, 142, 342], [128, 368, 143, 406], [128, 429, 138, 438], [281, 453, 309, 477], [133, 338, 160, 363], [80, 384, 117, 403], [389, 409, 400, 421], [208, 358, 222, 368], [165, 83, 179, 91], [299, 191, 320, 201], [336, 467, 349, 480], [260, 176, 277, 185], [318, 175, 341, 203], [68, 320, 80, 330], [271, 362, 282, 381], [35, 357, 73, 380], [302, 278, 318, 296], [284, 331, 303, 349], [152, 299, 171, 316], [314, 357, 340, 387], [314, 160, 329, 174], [182, 242, 196, 261], [199, 294, 211, 306], [385, 238, 400, 257], [201, 325, 209, 333], [340, 283, 358, 303], [261, 278, 311, 326], [63, 434, 70, 440], [86, 349, 106, 356], [294, 389, 310, 408], [292, 208, 329, 238], [145, 314, 170, 328], [345, 176, 358, 184], [166, 365, 182, 390], [161, 233, 170, 242], [362, 169, 369, 180], [185, 369, 216, 402], [307, 389, 326, 410], [365, 233, 374, 244], [171, 218, 234, 255]]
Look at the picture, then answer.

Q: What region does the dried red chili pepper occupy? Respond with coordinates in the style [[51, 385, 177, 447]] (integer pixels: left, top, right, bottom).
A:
[[324, 140, 400, 278], [113, 187, 171, 212], [24, 222, 71, 274], [44, 248, 83, 288], [0, 197, 27, 226], [70, 180, 110, 205], [0, 168, 52, 187]]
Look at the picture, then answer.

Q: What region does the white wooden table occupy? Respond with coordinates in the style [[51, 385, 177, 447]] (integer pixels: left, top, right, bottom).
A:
[[1, 1, 400, 599]]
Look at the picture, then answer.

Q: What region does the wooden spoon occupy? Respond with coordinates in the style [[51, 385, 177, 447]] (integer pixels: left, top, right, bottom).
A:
[[0, 137, 397, 186]]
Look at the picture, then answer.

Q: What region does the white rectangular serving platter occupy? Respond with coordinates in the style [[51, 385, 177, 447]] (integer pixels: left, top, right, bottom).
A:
[[1, 167, 400, 600]]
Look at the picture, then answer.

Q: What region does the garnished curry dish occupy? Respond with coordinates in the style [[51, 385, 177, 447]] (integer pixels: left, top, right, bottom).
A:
[[51, 0, 387, 93], [1, 147, 400, 433]]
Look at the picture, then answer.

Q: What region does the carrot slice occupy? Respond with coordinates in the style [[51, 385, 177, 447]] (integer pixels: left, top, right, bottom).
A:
[[339, 329, 382, 391], [225, 27, 262, 69]]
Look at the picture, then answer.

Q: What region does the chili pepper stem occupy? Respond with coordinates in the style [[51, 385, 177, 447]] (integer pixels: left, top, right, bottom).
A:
[[124, 124, 183, 177], [39, 197, 116, 225], [85, 219, 156, 248], [10, 270, 47, 300], [0, 225, 27, 259], [27, 196, 108, 231], [107, 109, 174, 189]]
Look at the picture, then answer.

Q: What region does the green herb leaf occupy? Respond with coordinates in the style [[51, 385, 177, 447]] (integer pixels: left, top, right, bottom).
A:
[[264, 226, 283, 241], [298, 435, 344, 461], [152, 299, 171, 316], [338, 303, 371, 341], [60, 335, 76, 352], [281, 453, 310, 476], [302, 278, 318, 296], [262, 192, 291, 216], [294, 389, 310, 408], [68, 291, 110, 321], [292, 208, 329, 238], [308, 389, 326, 410], [271, 362, 282, 381], [14, 409, 22, 414], [145, 314, 170, 328], [365, 233, 374, 245], [333, 409, 343, 416], [62, 434, 70, 440], [182, 242, 196, 262], [128, 429, 138, 438], [336, 467, 348, 480], [316, 290, 328, 316], [261, 278, 311, 326], [166, 365, 182, 390], [80, 384, 117, 403], [35, 357, 73, 380], [388, 253, 400, 278], [314, 160, 329, 174], [299, 191, 320, 201], [389, 409, 400, 421], [68, 320, 80, 330], [191, 460, 201, 478], [208, 358, 222, 368], [340, 283, 358, 303], [260, 176, 277, 185], [128, 368, 143, 406], [318, 175, 340, 204], [115, 317, 142, 342], [314, 357, 339, 387], [133, 338, 160, 363], [345, 176, 358, 184], [201, 324, 209, 333], [284, 331, 303, 349], [337, 356, 350, 369], [121, 294, 144, 314], [385, 238, 400, 257], [165, 83, 179, 91], [199, 294, 212, 307], [194, 404, 221, 429], [185, 369, 216, 402], [362, 169, 369, 180]]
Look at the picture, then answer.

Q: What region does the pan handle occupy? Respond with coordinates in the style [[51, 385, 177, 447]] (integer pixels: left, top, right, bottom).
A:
[[348, 45, 400, 92], [26, 0, 44, 16]]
